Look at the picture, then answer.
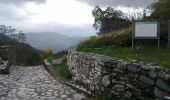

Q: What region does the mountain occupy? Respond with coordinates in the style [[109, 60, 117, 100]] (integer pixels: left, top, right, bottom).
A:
[[26, 32, 88, 53]]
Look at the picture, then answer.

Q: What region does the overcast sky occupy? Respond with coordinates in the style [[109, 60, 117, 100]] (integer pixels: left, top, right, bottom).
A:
[[0, 0, 156, 37]]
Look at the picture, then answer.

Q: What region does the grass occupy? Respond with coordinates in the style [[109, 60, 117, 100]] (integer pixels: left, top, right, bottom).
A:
[[74, 80, 86, 87], [98, 96, 129, 100], [54, 60, 72, 79], [77, 27, 132, 48], [78, 44, 170, 68]]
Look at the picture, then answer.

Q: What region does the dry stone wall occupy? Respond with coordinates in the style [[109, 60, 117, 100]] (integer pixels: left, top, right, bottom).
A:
[[67, 49, 170, 100]]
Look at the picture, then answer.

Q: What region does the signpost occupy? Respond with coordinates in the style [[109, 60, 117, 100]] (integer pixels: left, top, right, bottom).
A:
[[132, 20, 160, 48], [168, 20, 170, 48]]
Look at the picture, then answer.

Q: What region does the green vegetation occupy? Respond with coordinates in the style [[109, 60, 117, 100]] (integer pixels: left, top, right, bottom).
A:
[[77, 26, 170, 68], [78, 27, 132, 48], [74, 80, 86, 87], [150, 0, 170, 36], [77, 0, 170, 69], [56, 63, 72, 79], [15, 43, 42, 66], [92, 6, 124, 31], [78, 44, 170, 68], [41, 48, 53, 59], [54, 51, 66, 59], [0, 69, 9, 74], [53, 53, 72, 79], [0, 25, 42, 66], [98, 96, 129, 100]]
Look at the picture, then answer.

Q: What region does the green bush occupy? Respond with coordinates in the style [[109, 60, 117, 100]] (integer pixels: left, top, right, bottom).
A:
[[26, 52, 41, 65], [54, 52, 65, 59], [98, 96, 129, 100], [74, 80, 86, 87], [78, 32, 131, 48], [77, 27, 132, 49], [57, 63, 72, 79], [0, 69, 9, 74]]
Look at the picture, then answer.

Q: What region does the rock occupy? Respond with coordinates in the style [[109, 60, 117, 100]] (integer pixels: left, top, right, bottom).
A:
[[127, 63, 141, 72], [67, 49, 170, 99], [154, 87, 165, 99], [156, 79, 170, 92], [139, 75, 154, 85], [102, 75, 110, 86]]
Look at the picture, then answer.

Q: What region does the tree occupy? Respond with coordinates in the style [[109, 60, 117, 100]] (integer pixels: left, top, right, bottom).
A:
[[92, 6, 123, 31], [150, 0, 170, 21], [149, 0, 170, 36], [42, 48, 53, 59], [0, 25, 26, 43]]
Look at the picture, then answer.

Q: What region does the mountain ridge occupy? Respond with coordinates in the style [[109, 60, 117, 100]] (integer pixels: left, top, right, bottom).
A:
[[26, 32, 88, 53]]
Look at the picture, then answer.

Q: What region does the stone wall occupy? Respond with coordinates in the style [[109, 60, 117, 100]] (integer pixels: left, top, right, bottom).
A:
[[0, 46, 15, 71], [67, 49, 170, 100]]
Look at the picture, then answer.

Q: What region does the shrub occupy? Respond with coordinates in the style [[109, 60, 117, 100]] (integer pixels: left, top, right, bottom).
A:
[[57, 62, 72, 79], [98, 96, 129, 100], [26, 52, 41, 65], [77, 27, 132, 48]]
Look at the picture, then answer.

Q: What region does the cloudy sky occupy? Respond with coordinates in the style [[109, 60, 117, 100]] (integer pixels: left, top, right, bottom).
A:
[[0, 0, 156, 37]]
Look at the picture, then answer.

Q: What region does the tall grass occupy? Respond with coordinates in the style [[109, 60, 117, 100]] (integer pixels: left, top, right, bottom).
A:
[[78, 27, 132, 48]]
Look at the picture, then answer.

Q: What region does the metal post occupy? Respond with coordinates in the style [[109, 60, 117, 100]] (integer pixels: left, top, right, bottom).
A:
[[158, 39, 160, 49], [132, 22, 135, 49], [168, 20, 170, 48], [132, 38, 134, 48], [168, 40, 170, 49]]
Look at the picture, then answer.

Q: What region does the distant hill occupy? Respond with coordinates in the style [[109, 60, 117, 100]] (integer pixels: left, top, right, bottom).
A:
[[26, 32, 88, 53]]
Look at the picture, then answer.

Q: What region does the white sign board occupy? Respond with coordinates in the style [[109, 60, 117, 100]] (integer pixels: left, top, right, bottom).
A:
[[135, 22, 158, 38]]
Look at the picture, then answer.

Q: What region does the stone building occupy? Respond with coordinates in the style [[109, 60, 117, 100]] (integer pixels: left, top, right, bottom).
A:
[[98, 17, 131, 35]]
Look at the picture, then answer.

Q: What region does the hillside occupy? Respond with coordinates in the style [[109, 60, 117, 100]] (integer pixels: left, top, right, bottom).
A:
[[0, 33, 41, 65], [26, 32, 88, 53], [77, 27, 170, 68]]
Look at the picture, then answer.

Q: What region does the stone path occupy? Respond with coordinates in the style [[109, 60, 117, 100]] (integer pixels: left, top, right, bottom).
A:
[[0, 65, 88, 100]]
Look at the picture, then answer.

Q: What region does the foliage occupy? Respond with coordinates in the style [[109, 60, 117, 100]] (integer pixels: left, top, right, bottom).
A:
[[54, 52, 66, 59], [92, 6, 124, 31], [42, 48, 53, 59], [15, 43, 42, 65], [0, 25, 26, 43], [97, 94, 130, 100], [149, 0, 170, 37], [0, 69, 9, 74], [26, 52, 41, 65], [98, 96, 129, 100], [150, 0, 170, 21], [56, 62, 72, 79], [74, 80, 86, 87], [0, 25, 41, 66], [53, 56, 72, 79], [77, 27, 132, 48]]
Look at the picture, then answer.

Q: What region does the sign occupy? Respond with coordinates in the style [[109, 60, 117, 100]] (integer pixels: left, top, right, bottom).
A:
[[132, 20, 160, 48]]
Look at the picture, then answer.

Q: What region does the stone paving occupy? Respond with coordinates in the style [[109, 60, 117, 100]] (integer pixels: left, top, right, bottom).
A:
[[0, 65, 88, 100]]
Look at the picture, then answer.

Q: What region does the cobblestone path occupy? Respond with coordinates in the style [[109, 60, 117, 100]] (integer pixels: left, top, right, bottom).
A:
[[0, 66, 87, 100]]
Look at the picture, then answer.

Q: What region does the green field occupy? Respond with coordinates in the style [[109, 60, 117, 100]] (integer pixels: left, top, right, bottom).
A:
[[78, 45, 170, 68]]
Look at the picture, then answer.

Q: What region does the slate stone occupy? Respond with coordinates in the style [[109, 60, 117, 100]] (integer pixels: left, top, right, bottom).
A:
[[139, 75, 154, 85], [156, 79, 170, 92]]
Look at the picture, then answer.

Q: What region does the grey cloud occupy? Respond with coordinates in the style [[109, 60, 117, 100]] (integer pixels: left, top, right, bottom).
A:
[[23, 23, 96, 37], [78, 0, 157, 8], [0, 0, 46, 5], [0, 4, 29, 23]]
